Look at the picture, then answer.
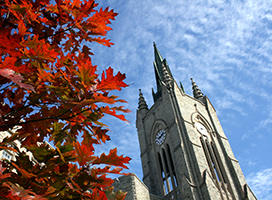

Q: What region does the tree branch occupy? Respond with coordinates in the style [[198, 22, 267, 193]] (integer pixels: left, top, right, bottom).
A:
[[0, 106, 94, 129], [39, 25, 75, 40]]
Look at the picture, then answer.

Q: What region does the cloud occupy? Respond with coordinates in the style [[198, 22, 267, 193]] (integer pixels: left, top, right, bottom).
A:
[[247, 168, 272, 200]]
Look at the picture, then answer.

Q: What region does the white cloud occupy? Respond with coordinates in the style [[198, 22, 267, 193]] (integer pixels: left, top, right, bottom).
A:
[[247, 168, 272, 200], [93, 1, 272, 196]]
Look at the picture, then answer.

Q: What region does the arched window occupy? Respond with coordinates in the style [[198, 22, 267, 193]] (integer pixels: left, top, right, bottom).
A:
[[166, 144, 178, 187], [211, 142, 227, 183], [157, 145, 177, 196], [158, 152, 168, 194], [200, 137, 227, 184]]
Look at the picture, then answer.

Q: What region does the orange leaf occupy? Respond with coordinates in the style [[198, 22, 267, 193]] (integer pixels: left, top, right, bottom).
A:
[[93, 148, 130, 169], [74, 141, 94, 166], [100, 106, 129, 122], [18, 20, 30, 35], [97, 67, 128, 91]]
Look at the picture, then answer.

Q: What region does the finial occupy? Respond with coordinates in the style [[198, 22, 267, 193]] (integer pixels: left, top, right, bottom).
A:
[[138, 89, 148, 110], [191, 78, 204, 99]]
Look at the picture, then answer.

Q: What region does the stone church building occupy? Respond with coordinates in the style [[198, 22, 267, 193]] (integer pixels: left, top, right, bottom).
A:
[[112, 44, 257, 200]]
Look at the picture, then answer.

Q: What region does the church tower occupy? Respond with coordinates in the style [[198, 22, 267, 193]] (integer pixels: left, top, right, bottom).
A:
[[136, 43, 257, 200]]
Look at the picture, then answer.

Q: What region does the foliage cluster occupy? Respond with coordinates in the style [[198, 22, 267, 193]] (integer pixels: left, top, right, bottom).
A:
[[0, 0, 130, 199]]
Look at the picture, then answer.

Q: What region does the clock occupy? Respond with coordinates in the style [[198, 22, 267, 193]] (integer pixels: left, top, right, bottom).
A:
[[155, 130, 166, 145], [195, 122, 208, 136]]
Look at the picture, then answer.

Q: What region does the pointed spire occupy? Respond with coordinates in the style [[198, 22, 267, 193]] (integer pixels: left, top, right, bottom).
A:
[[154, 42, 164, 65], [138, 89, 148, 110], [191, 78, 204, 99], [152, 43, 174, 102]]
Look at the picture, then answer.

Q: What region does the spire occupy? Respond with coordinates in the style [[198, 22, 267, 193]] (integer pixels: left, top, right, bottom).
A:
[[138, 89, 148, 110], [154, 42, 163, 66], [152, 43, 174, 102], [191, 78, 204, 99]]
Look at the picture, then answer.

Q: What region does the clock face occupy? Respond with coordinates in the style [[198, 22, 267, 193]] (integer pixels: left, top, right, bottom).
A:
[[155, 130, 166, 145], [195, 122, 208, 136]]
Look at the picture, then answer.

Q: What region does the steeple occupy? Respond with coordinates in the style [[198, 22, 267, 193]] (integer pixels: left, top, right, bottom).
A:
[[138, 89, 148, 110], [152, 43, 174, 102], [154, 42, 164, 66], [134, 44, 257, 200], [191, 78, 204, 99]]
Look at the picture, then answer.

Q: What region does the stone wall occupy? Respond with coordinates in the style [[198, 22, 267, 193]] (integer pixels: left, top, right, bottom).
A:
[[113, 174, 151, 200]]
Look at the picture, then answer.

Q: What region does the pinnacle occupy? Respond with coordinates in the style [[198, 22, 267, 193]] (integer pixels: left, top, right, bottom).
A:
[[191, 78, 204, 99], [162, 62, 172, 85], [138, 89, 148, 110]]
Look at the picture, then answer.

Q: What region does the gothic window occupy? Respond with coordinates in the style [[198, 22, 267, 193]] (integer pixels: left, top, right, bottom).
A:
[[157, 145, 177, 196], [211, 142, 227, 183], [200, 137, 228, 184], [162, 149, 171, 192], [158, 153, 168, 194], [166, 144, 178, 187]]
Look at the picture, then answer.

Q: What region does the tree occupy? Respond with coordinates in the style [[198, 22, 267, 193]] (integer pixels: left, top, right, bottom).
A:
[[0, 0, 130, 199]]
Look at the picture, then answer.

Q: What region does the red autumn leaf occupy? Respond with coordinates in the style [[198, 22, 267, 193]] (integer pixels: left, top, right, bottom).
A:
[[18, 20, 30, 35], [0, 69, 35, 92], [97, 67, 129, 91], [74, 141, 95, 166], [82, 130, 97, 150], [93, 148, 131, 169], [92, 126, 110, 144], [92, 37, 114, 47], [100, 106, 129, 122]]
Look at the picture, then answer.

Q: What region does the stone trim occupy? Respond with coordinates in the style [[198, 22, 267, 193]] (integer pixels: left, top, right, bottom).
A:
[[141, 148, 148, 157], [166, 120, 176, 129], [228, 156, 239, 163], [173, 144, 181, 152], [190, 140, 202, 148]]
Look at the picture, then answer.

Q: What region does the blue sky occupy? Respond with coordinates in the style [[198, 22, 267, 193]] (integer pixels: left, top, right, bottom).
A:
[[90, 1, 272, 199]]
